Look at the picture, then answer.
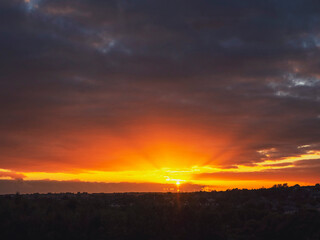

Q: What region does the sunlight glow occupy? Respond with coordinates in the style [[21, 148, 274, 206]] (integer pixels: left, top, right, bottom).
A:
[[1, 151, 319, 190]]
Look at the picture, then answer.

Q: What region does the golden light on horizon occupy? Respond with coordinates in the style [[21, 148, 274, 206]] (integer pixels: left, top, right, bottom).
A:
[[1, 150, 319, 191]]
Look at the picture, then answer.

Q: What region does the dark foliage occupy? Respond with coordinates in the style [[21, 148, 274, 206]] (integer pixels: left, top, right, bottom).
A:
[[0, 185, 320, 240]]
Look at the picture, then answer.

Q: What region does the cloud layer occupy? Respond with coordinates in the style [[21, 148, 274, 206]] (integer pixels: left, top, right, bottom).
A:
[[0, 0, 319, 187]]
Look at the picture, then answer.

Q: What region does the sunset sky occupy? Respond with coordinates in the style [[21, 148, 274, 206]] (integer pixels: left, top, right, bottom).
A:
[[0, 0, 319, 193]]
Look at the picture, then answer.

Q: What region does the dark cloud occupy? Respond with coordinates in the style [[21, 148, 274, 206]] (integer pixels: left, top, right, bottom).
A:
[[294, 158, 320, 167], [0, 0, 319, 173]]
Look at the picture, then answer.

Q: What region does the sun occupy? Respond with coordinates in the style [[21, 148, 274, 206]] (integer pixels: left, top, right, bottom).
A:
[[165, 177, 184, 192], [176, 180, 182, 192]]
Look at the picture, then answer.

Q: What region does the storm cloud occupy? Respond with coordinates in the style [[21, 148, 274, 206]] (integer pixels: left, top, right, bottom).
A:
[[0, 0, 319, 180]]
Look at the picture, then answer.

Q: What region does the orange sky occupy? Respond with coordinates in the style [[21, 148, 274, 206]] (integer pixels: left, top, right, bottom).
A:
[[1, 123, 319, 190]]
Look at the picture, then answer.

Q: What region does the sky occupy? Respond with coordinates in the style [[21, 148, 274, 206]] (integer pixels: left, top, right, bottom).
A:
[[0, 0, 319, 193]]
